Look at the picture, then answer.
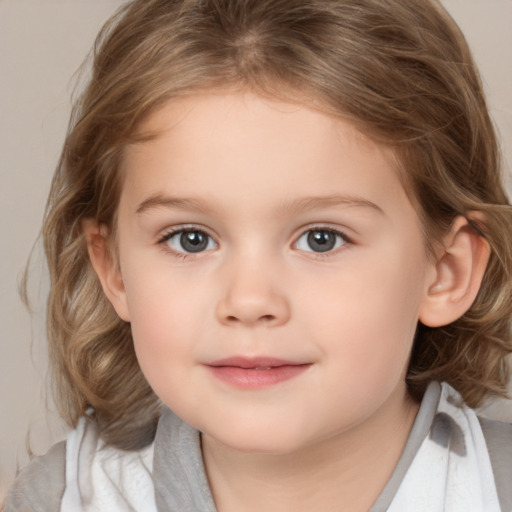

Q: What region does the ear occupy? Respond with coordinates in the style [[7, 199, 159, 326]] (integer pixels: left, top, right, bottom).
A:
[[82, 219, 130, 322], [419, 215, 490, 327]]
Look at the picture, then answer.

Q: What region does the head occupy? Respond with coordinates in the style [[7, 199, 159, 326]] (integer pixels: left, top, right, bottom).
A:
[[44, 0, 512, 450]]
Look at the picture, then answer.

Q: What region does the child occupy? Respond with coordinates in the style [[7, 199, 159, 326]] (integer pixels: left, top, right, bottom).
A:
[[5, 0, 512, 510]]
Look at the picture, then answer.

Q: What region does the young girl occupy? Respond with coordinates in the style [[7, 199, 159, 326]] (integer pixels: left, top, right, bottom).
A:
[[6, 0, 512, 511]]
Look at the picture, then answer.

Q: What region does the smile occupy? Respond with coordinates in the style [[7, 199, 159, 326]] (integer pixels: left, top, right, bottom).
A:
[[205, 357, 311, 389]]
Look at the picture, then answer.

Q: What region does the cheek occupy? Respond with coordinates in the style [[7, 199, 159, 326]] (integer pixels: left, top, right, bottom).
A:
[[123, 261, 208, 332], [303, 247, 426, 374], [121, 268, 207, 388], [299, 257, 426, 426]]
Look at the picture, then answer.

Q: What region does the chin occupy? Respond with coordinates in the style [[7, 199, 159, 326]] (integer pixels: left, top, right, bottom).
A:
[[216, 435, 302, 455], [202, 420, 317, 456]]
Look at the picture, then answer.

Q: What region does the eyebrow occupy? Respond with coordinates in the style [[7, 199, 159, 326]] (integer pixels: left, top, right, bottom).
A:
[[136, 195, 213, 215], [135, 193, 384, 216], [279, 195, 384, 216]]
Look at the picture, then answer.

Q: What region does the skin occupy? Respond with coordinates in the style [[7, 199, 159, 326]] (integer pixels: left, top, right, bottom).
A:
[[87, 92, 490, 511]]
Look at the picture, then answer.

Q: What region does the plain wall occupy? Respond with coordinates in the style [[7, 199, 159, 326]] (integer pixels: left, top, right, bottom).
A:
[[1, 0, 511, 498]]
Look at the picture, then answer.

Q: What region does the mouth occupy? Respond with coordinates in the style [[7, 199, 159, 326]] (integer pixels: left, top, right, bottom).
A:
[[205, 357, 311, 389]]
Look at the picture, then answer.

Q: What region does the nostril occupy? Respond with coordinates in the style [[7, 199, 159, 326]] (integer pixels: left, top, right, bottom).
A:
[[226, 314, 276, 323]]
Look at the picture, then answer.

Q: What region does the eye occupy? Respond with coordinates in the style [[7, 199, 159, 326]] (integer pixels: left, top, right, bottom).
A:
[[161, 229, 217, 254], [295, 228, 347, 253]]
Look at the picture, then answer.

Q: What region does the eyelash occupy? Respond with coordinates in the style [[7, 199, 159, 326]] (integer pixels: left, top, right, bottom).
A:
[[157, 227, 217, 260], [294, 227, 351, 257], [157, 226, 352, 259]]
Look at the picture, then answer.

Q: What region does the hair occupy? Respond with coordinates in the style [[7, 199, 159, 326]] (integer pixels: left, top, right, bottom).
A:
[[42, 0, 512, 450]]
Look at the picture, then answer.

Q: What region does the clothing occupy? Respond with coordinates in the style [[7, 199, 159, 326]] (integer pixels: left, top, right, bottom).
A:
[[5, 382, 512, 511]]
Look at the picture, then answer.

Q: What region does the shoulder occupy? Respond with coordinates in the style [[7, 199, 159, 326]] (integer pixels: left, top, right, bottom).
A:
[[4, 416, 98, 512], [479, 414, 512, 451], [4, 416, 156, 512], [438, 384, 512, 510], [4, 440, 67, 512], [479, 415, 512, 512]]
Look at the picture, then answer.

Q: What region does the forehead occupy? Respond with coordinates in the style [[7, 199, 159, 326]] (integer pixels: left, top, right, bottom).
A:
[[119, 92, 414, 222]]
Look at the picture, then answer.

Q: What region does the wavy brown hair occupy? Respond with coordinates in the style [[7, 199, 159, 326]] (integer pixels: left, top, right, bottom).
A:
[[43, 0, 512, 449]]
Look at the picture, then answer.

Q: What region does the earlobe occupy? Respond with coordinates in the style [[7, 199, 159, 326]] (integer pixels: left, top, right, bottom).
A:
[[82, 219, 130, 322], [419, 216, 490, 328]]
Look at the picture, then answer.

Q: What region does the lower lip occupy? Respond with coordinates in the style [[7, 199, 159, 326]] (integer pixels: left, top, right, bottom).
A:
[[206, 364, 311, 389]]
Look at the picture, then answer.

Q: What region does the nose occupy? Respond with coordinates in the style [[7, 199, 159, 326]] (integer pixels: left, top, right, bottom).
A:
[[216, 258, 291, 327]]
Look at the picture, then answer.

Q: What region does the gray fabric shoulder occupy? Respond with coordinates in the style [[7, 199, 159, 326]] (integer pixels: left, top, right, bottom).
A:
[[4, 440, 66, 512], [479, 416, 512, 512], [153, 407, 217, 512]]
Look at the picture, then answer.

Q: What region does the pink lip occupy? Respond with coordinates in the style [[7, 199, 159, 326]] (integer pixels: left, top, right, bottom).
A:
[[205, 357, 311, 389]]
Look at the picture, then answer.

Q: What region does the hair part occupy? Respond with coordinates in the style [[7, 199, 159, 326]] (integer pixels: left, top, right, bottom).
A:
[[42, 0, 512, 449]]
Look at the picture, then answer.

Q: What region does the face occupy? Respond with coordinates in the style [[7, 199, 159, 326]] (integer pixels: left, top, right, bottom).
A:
[[108, 92, 436, 454]]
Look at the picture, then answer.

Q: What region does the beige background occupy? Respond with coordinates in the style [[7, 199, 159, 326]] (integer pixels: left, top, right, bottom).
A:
[[1, 0, 511, 498]]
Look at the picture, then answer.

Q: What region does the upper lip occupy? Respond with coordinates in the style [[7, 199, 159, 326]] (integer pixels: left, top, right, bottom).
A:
[[206, 357, 307, 369]]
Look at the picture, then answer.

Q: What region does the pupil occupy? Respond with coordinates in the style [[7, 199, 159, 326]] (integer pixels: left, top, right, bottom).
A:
[[180, 231, 208, 253], [307, 230, 335, 252]]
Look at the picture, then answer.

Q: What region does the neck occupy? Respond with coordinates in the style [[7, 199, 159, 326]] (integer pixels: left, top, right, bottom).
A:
[[202, 387, 419, 512]]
